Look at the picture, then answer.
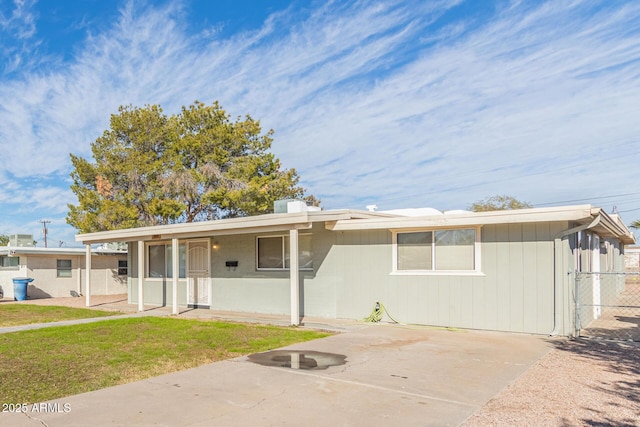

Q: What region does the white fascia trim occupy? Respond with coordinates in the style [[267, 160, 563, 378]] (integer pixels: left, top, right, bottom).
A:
[[76, 212, 312, 244], [76, 209, 392, 244], [330, 205, 596, 231]]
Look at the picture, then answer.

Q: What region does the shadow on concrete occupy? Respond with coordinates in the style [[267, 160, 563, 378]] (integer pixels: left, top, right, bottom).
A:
[[91, 296, 128, 306], [25, 285, 52, 299], [551, 338, 640, 427]]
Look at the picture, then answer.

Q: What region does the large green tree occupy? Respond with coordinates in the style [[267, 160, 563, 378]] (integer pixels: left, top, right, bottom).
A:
[[468, 195, 532, 212], [67, 101, 317, 233]]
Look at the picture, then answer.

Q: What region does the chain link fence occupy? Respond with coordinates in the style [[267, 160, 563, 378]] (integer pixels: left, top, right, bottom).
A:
[[575, 272, 640, 341]]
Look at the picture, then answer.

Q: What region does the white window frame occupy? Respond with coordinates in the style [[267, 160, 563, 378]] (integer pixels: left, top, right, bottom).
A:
[[391, 226, 483, 276], [0, 255, 19, 269], [57, 259, 73, 278], [256, 234, 313, 271], [146, 242, 186, 279]]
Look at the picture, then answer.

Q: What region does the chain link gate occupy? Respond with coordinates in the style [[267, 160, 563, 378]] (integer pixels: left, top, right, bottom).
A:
[[575, 272, 640, 341]]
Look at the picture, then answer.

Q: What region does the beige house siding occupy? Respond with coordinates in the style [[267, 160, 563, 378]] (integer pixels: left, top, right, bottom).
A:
[[0, 252, 127, 300]]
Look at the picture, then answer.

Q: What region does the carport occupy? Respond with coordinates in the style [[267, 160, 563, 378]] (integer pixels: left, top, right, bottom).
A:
[[75, 207, 383, 325]]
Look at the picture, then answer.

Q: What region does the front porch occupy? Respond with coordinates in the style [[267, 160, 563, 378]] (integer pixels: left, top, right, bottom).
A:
[[76, 212, 325, 326]]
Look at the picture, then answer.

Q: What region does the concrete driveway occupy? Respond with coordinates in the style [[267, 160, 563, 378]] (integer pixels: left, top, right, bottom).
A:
[[3, 323, 552, 427]]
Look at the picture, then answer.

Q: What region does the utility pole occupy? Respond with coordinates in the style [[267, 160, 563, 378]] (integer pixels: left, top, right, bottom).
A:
[[39, 220, 51, 248]]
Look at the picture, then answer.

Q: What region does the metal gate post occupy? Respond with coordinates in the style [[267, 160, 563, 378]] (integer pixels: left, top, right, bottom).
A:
[[574, 271, 580, 338]]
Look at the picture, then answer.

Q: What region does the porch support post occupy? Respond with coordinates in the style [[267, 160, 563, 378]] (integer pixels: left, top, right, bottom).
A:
[[138, 240, 145, 312], [172, 237, 179, 315], [85, 244, 91, 307], [289, 228, 300, 326]]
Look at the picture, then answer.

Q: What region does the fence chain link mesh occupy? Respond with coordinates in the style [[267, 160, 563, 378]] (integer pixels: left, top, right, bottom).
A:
[[575, 272, 640, 342]]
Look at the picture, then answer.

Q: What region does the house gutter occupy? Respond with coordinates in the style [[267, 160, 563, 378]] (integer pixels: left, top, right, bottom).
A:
[[550, 214, 601, 336]]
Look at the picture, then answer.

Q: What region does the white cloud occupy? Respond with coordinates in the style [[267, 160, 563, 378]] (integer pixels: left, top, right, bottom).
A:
[[0, 0, 639, 242], [0, 0, 40, 73], [0, 0, 37, 38]]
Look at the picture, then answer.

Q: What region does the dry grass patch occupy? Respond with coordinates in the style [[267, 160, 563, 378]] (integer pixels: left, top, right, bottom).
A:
[[0, 316, 329, 403]]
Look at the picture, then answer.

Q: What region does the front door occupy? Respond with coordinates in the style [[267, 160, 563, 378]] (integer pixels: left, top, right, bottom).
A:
[[187, 240, 210, 307]]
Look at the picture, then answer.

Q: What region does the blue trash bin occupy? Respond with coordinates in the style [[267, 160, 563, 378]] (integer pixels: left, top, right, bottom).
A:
[[12, 277, 33, 301]]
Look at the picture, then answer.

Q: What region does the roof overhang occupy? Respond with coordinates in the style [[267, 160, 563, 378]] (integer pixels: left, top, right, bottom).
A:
[[75, 205, 636, 245], [326, 205, 636, 244], [75, 210, 392, 244], [0, 246, 127, 256], [586, 208, 636, 244]]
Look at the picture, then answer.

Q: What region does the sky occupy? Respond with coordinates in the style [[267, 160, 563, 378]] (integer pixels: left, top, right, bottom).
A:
[[0, 0, 639, 247]]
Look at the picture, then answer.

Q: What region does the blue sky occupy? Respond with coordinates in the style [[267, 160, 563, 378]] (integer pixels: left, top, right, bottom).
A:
[[1, 0, 639, 247]]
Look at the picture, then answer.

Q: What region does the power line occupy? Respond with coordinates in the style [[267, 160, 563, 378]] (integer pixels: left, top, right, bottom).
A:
[[533, 192, 640, 207], [619, 207, 640, 214]]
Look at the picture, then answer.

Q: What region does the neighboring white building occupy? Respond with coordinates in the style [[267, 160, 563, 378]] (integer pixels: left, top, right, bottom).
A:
[[0, 246, 127, 300], [625, 246, 640, 270]]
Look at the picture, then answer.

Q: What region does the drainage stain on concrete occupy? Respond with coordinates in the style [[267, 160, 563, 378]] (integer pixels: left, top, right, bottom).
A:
[[247, 350, 347, 370]]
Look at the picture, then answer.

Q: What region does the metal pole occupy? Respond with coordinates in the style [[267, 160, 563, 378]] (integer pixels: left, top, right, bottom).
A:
[[85, 244, 91, 307], [172, 238, 179, 315], [574, 272, 580, 338], [289, 229, 300, 326], [138, 241, 145, 312]]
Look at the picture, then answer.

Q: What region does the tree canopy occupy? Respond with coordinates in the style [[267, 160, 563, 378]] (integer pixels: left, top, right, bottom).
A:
[[468, 195, 532, 212], [0, 234, 8, 246], [631, 220, 640, 229], [67, 101, 317, 233]]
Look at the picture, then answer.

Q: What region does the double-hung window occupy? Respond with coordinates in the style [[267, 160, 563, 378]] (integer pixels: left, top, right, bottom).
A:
[[257, 235, 313, 270], [394, 228, 479, 273], [147, 243, 186, 278], [57, 259, 72, 277], [118, 260, 128, 276], [0, 255, 19, 269]]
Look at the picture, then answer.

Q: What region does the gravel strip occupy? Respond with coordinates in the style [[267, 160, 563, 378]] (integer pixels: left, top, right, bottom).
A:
[[462, 338, 640, 426]]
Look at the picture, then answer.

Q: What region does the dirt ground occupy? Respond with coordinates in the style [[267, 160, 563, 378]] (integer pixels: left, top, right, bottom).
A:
[[462, 338, 640, 426], [4, 295, 640, 425]]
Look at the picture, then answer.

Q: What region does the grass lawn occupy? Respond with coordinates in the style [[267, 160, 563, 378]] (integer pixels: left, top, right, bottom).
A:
[[0, 317, 330, 403], [0, 304, 120, 327]]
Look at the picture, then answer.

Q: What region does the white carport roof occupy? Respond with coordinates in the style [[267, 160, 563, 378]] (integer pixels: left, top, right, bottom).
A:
[[75, 204, 635, 245], [75, 210, 394, 244], [0, 246, 126, 255]]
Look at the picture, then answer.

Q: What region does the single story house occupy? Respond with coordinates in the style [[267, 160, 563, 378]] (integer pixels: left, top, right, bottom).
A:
[[0, 246, 128, 300], [75, 202, 634, 337]]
